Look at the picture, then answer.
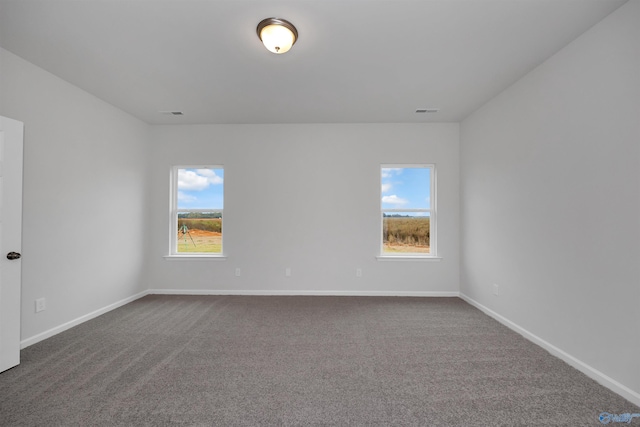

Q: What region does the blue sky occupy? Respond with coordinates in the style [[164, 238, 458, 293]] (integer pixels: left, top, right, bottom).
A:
[[177, 168, 224, 209], [381, 167, 430, 211]]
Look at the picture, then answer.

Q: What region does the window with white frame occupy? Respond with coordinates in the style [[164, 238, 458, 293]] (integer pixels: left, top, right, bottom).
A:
[[170, 166, 224, 255], [381, 165, 435, 256]]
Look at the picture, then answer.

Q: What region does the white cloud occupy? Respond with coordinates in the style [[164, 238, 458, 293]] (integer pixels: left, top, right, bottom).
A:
[[177, 191, 197, 203], [381, 195, 408, 205], [381, 183, 392, 193], [196, 168, 223, 184], [381, 168, 403, 178], [178, 169, 223, 191]]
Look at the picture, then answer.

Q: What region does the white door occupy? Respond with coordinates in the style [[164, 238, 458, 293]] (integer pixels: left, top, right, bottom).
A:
[[0, 116, 24, 373]]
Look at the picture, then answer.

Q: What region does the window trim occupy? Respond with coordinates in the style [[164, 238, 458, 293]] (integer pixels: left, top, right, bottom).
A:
[[379, 164, 437, 259], [168, 165, 225, 258]]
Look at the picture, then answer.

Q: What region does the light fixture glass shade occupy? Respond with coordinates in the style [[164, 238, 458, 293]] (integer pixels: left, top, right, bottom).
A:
[[257, 18, 298, 54]]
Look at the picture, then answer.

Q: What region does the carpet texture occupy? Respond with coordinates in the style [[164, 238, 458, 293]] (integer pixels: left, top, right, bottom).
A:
[[0, 295, 637, 426]]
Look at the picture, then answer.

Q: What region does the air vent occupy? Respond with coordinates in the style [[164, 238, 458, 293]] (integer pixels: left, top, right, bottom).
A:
[[159, 111, 184, 116], [416, 108, 439, 114]]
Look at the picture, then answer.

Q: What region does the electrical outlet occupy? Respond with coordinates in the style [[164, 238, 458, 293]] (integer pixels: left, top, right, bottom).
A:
[[285, 268, 291, 277], [356, 268, 362, 277], [35, 298, 46, 313], [492, 283, 500, 296], [235, 268, 241, 277]]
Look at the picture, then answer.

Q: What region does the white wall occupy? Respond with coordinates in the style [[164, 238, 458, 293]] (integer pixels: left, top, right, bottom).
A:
[[147, 123, 460, 295], [0, 48, 150, 342], [460, 0, 640, 401], [0, 0, 637, 404]]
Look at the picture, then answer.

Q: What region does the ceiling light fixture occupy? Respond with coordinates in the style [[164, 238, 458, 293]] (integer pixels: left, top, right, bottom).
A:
[[257, 18, 298, 54]]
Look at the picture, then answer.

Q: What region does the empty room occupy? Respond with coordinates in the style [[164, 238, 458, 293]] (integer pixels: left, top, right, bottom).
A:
[[0, 0, 639, 425]]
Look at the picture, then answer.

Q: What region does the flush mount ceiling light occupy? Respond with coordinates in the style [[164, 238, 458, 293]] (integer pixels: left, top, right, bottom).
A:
[[257, 18, 298, 54]]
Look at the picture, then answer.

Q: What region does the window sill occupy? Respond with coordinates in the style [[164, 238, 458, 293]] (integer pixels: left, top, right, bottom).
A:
[[163, 255, 227, 261], [376, 255, 442, 262]]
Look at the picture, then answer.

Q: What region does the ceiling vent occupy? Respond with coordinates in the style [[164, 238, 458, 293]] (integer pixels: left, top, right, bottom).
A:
[[416, 108, 439, 114], [159, 111, 184, 116]]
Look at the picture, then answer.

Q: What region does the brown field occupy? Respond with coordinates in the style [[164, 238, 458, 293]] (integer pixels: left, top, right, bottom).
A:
[[176, 216, 430, 254], [383, 243, 430, 254], [178, 217, 221, 233], [383, 216, 430, 254], [177, 229, 221, 253]]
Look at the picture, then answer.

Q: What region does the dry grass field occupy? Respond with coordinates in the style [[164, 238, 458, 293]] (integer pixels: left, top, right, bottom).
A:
[[383, 242, 430, 254], [176, 217, 430, 254], [383, 216, 430, 254], [177, 228, 221, 253], [177, 217, 222, 253]]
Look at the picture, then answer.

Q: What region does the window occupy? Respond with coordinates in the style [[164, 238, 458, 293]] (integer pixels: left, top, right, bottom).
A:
[[381, 165, 435, 257], [170, 166, 224, 255]]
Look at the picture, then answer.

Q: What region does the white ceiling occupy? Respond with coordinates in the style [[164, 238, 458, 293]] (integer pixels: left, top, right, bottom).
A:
[[0, 0, 627, 125]]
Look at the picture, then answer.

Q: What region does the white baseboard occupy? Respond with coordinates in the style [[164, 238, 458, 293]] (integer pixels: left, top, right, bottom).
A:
[[459, 293, 640, 407], [148, 289, 460, 297], [20, 290, 150, 349]]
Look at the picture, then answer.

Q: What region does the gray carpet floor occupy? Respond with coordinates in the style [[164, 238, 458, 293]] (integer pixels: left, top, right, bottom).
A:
[[0, 295, 637, 426]]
